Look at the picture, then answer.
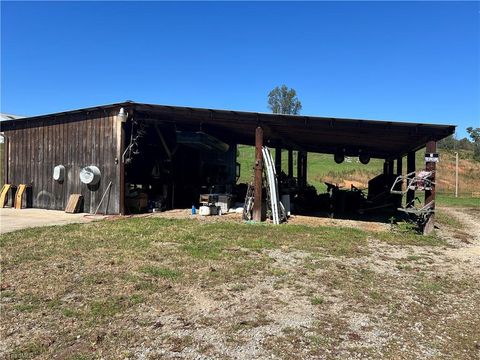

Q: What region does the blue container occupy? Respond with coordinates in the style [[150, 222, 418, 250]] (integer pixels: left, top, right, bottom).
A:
[[191, 205, 196, 215]]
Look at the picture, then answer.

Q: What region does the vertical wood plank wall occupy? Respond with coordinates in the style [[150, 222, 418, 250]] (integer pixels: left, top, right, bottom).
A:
[[4, 111, 120, 214]]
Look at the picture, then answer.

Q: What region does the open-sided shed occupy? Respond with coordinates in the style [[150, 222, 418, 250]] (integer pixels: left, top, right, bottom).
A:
[[1, 101, 455, 231]]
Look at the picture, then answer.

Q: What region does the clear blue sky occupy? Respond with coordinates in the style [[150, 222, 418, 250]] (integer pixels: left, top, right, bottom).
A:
[[1, 1, 479, 138]]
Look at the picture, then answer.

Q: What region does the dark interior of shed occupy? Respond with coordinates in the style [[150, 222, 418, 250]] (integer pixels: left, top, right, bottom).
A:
[[258, 149, 404, 222], [123, 119, 239, 214]]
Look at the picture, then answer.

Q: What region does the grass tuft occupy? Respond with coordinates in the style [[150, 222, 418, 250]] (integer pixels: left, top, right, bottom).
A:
[[139, 265, 181, 279], [310, 296, 325, 305]]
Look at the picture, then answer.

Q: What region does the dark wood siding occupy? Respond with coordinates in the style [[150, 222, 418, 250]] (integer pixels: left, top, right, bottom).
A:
[[3, 110, 120, 214]]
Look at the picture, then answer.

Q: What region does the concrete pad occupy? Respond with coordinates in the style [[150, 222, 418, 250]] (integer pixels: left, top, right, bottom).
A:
[[0, 208, 103, 234]]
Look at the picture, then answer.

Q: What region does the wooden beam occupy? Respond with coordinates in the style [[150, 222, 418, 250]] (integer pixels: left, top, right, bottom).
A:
[[406, 151, 416, 207], [253, 126, 263, 222], [388, 159, 394, 177], [297, 151, 303, 187], [394, 157, 403, 207], [154, 124, 172, 159], [288, 150, 293, 177], [118, 115, 126, 215], [303, 152, 308, 185], [396, 157, 403, 175], [275, 148, 282, 175]]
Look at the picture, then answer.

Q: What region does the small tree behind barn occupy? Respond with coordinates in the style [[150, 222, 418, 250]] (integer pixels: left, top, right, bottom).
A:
[[267, 85, 302, 115]]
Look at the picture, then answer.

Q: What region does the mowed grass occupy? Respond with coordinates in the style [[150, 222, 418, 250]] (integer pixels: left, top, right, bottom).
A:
[[0, 218, 370, 265], [0, 216, 473, 359], [1, 216, 446, 269], [436, 193, 480, 208], [0, 219, 368, 357]]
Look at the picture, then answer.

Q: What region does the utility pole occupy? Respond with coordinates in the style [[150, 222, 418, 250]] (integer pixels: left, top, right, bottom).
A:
[[455, 151, 459, 198]]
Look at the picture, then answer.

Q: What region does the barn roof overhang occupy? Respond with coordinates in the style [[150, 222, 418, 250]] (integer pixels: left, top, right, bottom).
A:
[[0, 101, 456, 159]]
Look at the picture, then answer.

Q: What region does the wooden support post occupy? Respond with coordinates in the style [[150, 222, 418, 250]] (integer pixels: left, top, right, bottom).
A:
[[424, 140, 437, 234], [388, 159, 394, 177], [394, 157, 403, 207], [275, 148, 282, 176], [383, 161, 389, 176], [302, 152, 308, 186], [406, 151, 416, 207], [396, 157, 403, 176], [288, 150, 293, 178], [119, 119, 126, 215], [253, 126, 263, 222], [297, 151, 303, 187], [425, 141, 436, 206]]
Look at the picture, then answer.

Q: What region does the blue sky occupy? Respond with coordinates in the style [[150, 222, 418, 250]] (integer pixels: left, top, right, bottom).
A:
[[1, 1, 479, 138]]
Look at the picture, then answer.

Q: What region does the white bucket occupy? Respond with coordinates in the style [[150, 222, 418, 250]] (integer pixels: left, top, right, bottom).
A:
[[199, 205, 211, 216], [80, 166, 101, 185]]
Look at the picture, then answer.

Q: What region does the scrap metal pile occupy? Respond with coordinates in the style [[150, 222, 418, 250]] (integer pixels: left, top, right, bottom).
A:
[[390, 170, 436, 227]]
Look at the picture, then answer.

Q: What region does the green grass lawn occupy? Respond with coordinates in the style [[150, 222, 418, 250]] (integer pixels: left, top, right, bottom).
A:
[[2, 214, 478, 359], [436, 193, 480, 208]]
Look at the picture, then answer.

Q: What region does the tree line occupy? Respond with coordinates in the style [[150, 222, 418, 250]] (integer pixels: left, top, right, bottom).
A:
[[438, 127, 480, 161]]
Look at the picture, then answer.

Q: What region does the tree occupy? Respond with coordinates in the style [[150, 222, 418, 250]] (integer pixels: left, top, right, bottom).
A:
[[467, 127, 480, 143], [466, 127, 480, 161], [267, 85, 302, 115], [438, 134, 456, 150], [458, 137, 474, 151]]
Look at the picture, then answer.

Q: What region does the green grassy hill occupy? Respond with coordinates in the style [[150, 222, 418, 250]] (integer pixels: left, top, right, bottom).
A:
[[237, 145, 480, 196]]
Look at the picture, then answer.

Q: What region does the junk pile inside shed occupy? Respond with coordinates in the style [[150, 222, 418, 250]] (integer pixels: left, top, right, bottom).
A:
[[0, 101, 454, 234], [122, 118, 238, 214]]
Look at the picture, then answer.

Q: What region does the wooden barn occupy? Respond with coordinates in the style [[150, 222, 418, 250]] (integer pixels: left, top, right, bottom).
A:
[[0, 101, 455, 232]]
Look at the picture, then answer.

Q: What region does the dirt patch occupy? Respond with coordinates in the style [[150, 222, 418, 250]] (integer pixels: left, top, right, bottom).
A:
[[288, 215, 390, 232], [436, 207, 480, 267], [144, 208, 391, 233]]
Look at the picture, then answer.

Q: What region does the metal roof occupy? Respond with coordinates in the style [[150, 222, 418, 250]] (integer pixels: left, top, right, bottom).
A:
[[0, 113, 24, 122], [0, 101, 456, 159]]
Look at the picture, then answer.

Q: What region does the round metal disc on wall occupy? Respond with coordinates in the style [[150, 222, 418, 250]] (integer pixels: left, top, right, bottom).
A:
[[80, 166, 101, 185]]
